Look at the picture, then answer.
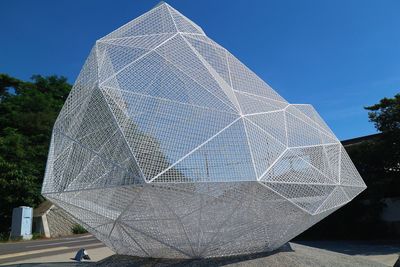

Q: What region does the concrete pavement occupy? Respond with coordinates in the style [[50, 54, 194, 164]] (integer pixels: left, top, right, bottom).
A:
[[298, 240, 400, 267], [0, 235, 114, 266], [93, 243, 389, 267], [0, 235, 398, 266]]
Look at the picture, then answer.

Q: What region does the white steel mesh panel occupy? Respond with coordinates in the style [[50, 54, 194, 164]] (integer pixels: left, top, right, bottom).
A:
[[235, 92, 288, 115], [100, 4, 178, 41], [152, 119, 255, 183], [183, 35, 232, 87], [339, 147, 367, 187], [226, 52, 288, 103], [245, 111, 288, 146], [54, 47, 98, 136], [101, 87, 239, 181], [243, 118, 286, 178], [286, 104, 337, 141], [101, 51, 236, 113], [156, 34, 240, 112], [289, 104, 337, 138], [285, 108, 338, 147], [42, 2, 366, 258], [97, 43, 148, 82], [166, 5, 205, 35]]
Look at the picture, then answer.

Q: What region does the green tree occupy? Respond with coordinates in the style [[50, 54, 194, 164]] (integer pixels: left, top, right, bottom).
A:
[[365, 93, 400, 178], [0, 74, 71, 234], [366, 93, 400, 133]]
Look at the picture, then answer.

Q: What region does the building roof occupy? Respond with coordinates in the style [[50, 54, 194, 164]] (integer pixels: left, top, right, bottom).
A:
[[33, 200, 53, 217], [341, 133, 382, 147]]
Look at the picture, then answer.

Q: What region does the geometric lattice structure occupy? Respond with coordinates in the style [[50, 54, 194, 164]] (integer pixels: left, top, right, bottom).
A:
[[42, 2, 366, 258]]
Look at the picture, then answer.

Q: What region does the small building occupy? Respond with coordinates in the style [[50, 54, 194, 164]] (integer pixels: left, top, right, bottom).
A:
[[11, 206, 33, 240], [32, 200, 76, 238], [342, 133, 400, 234]]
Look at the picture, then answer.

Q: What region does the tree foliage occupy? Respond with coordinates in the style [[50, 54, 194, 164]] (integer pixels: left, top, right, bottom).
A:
[[365, 94, 400, 176], [366, 94, 400, 133], [0, 74, 71, 234]]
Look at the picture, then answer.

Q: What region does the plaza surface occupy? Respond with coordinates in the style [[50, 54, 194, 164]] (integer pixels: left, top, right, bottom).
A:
[[0, 235, 398, 266], [0, 235, 112, 266]]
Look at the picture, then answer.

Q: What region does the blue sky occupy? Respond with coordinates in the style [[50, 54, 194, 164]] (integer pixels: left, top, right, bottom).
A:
[[1, 0, 399, 140]]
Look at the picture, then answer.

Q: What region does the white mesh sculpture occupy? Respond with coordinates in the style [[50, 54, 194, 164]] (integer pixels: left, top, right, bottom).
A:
[[42, 2, 367, 258]]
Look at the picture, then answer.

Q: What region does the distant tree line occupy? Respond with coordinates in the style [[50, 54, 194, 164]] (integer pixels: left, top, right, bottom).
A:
[[0, 73, 399, 240]]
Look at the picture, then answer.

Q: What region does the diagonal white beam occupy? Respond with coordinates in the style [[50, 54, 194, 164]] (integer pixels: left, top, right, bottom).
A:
[[182, 34, 242, 114], [285, 104, 337, 140], [98, 33, 178, 87], [154, 50, 238, 113], [257, 181, 314, 215]]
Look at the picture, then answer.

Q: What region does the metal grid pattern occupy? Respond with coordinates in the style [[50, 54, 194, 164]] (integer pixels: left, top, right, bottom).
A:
[[42, 2, 366, 258]]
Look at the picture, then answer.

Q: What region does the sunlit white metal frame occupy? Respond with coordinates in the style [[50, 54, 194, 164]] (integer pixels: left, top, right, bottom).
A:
[[42, 2, 366, 258]]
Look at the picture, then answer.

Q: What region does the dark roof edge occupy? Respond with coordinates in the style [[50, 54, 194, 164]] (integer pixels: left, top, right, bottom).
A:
[[341, 133, 382, 146]]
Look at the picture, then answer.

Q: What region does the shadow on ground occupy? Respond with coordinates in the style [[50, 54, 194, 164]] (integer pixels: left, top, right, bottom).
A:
[[93, 243, 388, 267], [94, 244, 292, 267], [298, 240, 400, 256], [3, 243, 393, 267], [3, 264, 91, 267]]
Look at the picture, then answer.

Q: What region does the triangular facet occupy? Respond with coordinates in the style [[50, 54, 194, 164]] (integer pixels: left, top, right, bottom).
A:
[[260, 149, 334, 185], [245, 110, 287, 146], [236, 92, 287, 115], [101, 51, 236, 113], [226, 52, 288, 103], [97, 43, 148, 83], [100, 4, 177, 40], [183, 34, 231, 86], [290, 104, 336, 138], [286, 105, 337, 140], [166, 4, 205, 35], [54, 47, 98, 135], [243, 118, 286, 178], [152, 120, 256, 183], [340, 148, 367, 187], [289, 144, 341, 184], [341, 185, 365, 200], [109, 223, 149, 257], [45, 196, 114, 229], [182, 36, 241, 112], [316, 186, 349, 213], [46, 186, 139, 222], [101, 88, 239, 181], [97, 33, 175, 50], [285, 110, 338, 147], [156, 34, 239, 112], [46, 88, 144, 192], [260, 181, 336, 214]]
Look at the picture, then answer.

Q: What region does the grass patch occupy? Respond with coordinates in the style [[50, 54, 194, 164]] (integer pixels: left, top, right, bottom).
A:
[[72, 224, 88, 234], [32, 232, 45, 240]]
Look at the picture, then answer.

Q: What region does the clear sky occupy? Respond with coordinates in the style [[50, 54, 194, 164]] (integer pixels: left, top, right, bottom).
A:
[[1, 0, 399, 140]]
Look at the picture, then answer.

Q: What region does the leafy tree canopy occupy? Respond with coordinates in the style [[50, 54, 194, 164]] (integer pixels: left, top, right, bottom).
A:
[[366, 93, 400, 133], [0, 74, 71, 234]]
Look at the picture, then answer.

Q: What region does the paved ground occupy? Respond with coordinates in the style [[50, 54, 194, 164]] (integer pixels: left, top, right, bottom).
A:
[[298, 240, 400, 266], [0, 235, 113, 266], [0, 235, 398, 266], [93, 243, 390, 267]]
